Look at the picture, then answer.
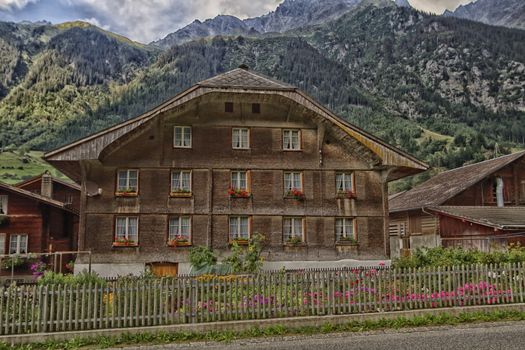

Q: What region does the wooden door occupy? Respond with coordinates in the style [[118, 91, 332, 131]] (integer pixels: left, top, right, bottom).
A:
[[149, 262, 178, 277]]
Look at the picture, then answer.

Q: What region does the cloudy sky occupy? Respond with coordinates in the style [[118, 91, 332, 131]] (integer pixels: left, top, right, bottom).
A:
[[0, 0, 475, 43]]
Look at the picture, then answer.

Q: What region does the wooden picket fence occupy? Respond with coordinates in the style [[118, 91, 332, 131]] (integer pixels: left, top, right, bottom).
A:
[[1, 263, 524, 335]]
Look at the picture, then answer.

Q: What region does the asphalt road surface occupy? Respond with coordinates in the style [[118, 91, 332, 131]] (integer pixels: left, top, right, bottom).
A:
[[112, 321, 525, 350]]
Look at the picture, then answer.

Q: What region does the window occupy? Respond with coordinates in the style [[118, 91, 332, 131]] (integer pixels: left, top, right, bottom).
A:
[[117, 170, 138, 194], [252, 103, 260, 114], [173, 126, 192, 148], [336, 173, 354, 192], [283, 217, 304, 243], [0, 195, 7, 215], [284, 172, 303, 193], [171, 171, 192, 193], [0, 234, 5, 254], [115, 217, 139, 244], [225, 102, 234, 113], [229, 216, 250, 241], [232, 128, 250, 149], [336, 218, 356, 242], [9, 234, 27, 254], [168, 217, 191, 243], [231, 171, 248, 191], [283, 129, 301, 150]]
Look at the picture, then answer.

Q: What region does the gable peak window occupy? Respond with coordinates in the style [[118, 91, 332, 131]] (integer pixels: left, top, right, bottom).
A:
[[225, 102, 234, 113], [171, 170, 192, 195], [114, 217, 139, 246], [232, 128, 250, 149], [0, 195, 7, 215], [168, 216, 192, 246], [283, 217, 304, 244], [174, 126, 192, 148], [117, 170, 138, 195], [336, 218, 356, 243], [9, 234, 28, 254], [229, 216, 250, 242], [283, 129, 301, 151]]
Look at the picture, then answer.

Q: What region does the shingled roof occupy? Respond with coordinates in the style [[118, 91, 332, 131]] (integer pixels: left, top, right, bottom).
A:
[[45, 67, 427, 181], [390, 151, 525, 213], [428, 206, 525, 230]]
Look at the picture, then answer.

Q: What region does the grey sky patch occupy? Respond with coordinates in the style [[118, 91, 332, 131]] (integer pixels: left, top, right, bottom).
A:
[[0, 0, 476, 42]]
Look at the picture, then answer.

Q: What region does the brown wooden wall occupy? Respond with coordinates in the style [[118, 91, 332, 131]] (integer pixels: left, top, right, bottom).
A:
[[18, 179, 81, 211], [81, 97, 389, 264]]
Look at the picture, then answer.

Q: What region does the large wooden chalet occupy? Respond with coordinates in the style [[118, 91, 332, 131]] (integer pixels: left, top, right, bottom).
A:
[[44, 68, 427, 277], [389, 151, 525, 257]]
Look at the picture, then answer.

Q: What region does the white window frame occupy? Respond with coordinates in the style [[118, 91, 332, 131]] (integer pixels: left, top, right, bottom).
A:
[[335, 218, 356, 241], [115, 217, 139, 243], [9, 234, 28, 254], [283, 129, 301, 151], [117, 169, 139, 194], [0, 195, 7, 215], [173, 126, 192, 148], [231, 171, 248, 191], [229, 216, 250, 240], [0, 233, 5, 254], [283, 217, 304, 242], [232, 128, 250, 149], [171, 170, 192, 193], [168, 216, 192, 241], [284, 172, 303, 193], [336, 173, 354, 192]]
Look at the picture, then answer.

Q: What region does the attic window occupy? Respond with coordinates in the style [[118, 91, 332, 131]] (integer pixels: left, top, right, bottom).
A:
[[252, 103, 260, 114], [225, 102, 234, 113]]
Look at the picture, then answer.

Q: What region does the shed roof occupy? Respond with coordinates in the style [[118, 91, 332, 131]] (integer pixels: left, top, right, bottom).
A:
[[428, 206, 525, 230], [44, 68, 427, 180], [390, 151, 525, 213], [0, 182, 78, 214]]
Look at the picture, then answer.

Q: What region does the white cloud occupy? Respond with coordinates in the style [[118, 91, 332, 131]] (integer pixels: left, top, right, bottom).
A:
[[0, 0, 37, 11], [80, 16, 110, 31]]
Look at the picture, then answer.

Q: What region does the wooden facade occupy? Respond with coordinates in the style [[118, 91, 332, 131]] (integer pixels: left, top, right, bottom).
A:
[[45, 68, 427, 276], [0, 182, 78, 277], [389, 152, 525, 257]]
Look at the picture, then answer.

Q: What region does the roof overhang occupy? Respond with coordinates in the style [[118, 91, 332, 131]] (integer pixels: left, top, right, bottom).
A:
[[426, 206, 525, 230]]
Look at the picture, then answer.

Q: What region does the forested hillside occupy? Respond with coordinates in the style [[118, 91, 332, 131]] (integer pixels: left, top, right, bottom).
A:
[[0, 2, 524, 190]]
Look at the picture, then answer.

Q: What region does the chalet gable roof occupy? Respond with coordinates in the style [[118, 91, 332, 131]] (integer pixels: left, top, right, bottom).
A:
[[44, 68, 427, 180], [390, 151, 525, 213], [16, 173, 80, 191], [0, 182, 78, 214], [427, 206, 525, 230]]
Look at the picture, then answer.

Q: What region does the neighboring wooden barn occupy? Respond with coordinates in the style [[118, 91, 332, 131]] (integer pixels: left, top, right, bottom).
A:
[[44, 67, 427, 277], [389, 151, 525, 257]]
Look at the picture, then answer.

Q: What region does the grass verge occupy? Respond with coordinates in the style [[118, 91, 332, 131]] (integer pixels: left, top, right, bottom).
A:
[[3, 309, 525, 350]]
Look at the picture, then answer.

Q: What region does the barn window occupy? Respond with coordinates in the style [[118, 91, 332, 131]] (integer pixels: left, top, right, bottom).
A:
[[284, 172, 303, 194], [336, 218, 356, 243], [283, 129, 301, 150], [229, 216, 250, 241], [225, 102, 234, 113], [168, 217, 191, 245], [117, 170, 138, 195], [171, 170, 192, 193], [9, 234, 27, 254], [232, 128, 250, 149], [114, 217, 139, 245], [173, 126, 192, 148], [252, 103, 260, 114], [283, 217, 304, 244], [0, 195, 7, 215]]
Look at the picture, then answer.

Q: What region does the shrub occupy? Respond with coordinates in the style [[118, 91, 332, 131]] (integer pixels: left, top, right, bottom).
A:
[[225, 234, 265, 274], [189, 246, 217, 270], [37, 270, 107, 286], [392, 245, 525, 269]]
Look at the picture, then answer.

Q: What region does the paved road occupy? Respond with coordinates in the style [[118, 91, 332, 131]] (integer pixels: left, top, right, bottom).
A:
[[112, 321, 525, 350]]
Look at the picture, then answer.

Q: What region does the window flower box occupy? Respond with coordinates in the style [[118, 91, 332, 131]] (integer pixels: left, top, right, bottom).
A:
[[337, 190, 356, 199], [170, 190, 192, 198], [336, 236, 358, 245], [112, 239, 138, 247], [167, 237, 192, 247], [284, 236, 305, 246], [230, 237, 250, 246], [228, 188, 251, 198], [286, 189, 305, 201], [115, 188, 138, 197], [0, 214, 9, 227]]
